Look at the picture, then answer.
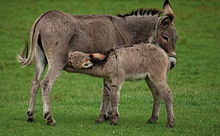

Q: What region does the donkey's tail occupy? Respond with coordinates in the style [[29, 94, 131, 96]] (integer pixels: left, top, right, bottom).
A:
[[17, 10, 53, 67], [16, 41, 34, 67], [17, 15, 42, 67]]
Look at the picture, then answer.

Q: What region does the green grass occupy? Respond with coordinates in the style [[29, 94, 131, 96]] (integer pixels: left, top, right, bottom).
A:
[[0, 0, 220, 135]]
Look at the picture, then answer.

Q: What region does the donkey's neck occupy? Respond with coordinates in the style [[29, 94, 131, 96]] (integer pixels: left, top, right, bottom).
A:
[[115, 16, 158, 45]]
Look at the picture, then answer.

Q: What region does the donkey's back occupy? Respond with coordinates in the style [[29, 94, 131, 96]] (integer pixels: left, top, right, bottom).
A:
[[37, 10, 123, 55]]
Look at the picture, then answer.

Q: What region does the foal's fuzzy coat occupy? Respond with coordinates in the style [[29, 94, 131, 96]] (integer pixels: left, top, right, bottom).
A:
[[67, 43, 174, 127]]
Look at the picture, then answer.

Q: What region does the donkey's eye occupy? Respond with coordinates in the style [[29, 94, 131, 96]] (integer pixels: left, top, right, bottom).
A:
[[161, 35, 169, 41]]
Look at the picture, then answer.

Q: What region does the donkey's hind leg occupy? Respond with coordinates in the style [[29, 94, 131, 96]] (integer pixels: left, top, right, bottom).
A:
[[27, 46, 46, 122], [40, 67, 60, 126], [145, 77, 161, 124], [40, 61, 65, 125]]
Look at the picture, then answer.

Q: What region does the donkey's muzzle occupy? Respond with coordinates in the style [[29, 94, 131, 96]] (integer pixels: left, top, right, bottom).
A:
[[168, 53, 177, 70]]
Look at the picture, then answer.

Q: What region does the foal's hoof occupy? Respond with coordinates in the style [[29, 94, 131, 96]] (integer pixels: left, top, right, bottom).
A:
[[166, 121, 174, 128], [109, 113, 119, 126], [110, 119, 118, 126], [147, 116, 158, 124], [95, 114, 108, 124]]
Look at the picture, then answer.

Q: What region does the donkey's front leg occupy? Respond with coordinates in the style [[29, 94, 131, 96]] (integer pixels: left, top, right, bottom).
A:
[[96, 79, 112, 124], [40, 68, 61, 126], [109, 79, 124, 125]]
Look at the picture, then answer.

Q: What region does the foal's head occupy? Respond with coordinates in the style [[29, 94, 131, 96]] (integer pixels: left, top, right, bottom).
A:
[[68, 51, 106, 69]]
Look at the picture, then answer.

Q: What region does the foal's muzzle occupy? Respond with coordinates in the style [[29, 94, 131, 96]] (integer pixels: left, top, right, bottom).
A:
[[168, 53, 177, 70]]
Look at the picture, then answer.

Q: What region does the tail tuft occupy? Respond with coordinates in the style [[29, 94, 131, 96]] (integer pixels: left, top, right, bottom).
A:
[[16, 42, 33, 67]]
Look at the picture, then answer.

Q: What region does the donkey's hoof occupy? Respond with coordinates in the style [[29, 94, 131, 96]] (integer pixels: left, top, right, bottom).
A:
[[44, 112, 56, 126], [27, 111, 35, 122], [47, 120, 56, 126], [27, 117, 35, 122], [147, 116, 158, 124]]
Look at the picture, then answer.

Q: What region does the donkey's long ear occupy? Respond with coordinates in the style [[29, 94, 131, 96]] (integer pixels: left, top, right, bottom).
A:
[[163, 0, 174, 19], [89, 53, 106, 62], [160, 15, 173, 28]]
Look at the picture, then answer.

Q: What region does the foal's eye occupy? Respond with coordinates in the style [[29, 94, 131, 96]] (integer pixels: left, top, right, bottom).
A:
[[161, 35, 169, 41]]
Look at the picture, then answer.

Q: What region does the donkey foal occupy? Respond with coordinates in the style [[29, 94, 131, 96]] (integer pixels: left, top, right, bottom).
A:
[[68, 43, 174, 128]]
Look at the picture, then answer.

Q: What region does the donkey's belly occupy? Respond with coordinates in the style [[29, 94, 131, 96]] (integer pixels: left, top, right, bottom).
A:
[[125, 73, 148, 81]]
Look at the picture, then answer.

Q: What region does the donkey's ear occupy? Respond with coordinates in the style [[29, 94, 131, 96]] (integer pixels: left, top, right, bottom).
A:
[[89, 53, 106, 61], [160, 15, 173, 28], [163, 0, 174, 18]]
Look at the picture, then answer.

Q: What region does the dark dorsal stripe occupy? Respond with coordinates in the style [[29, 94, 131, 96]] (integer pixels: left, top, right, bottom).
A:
[[117, 8, 162, 18]]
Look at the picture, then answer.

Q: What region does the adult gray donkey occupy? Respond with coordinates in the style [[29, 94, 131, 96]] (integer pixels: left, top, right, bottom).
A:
[[17, 0, 177, 126]]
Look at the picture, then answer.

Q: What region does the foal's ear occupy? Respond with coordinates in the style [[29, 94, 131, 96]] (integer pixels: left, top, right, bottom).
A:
[[89, 53, 106, 61], [160, 15, 173, 28]]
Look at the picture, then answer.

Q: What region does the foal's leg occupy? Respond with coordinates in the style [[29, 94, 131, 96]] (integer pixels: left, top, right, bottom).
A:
[[108, 78, 124, 125], [40, 65, 63, 126], [145, 77, 161, 124], [161, 84, 174, 128], [27, 46, 46, 122], [149, 76, 174, 128], [96, 79, 111, 123]]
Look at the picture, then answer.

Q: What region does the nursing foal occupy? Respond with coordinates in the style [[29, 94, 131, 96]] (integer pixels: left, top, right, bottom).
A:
[[67, 43, 174, 128]]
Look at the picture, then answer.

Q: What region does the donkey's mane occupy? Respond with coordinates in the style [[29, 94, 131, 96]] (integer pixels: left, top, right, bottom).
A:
[[117, 8, 162, 18]]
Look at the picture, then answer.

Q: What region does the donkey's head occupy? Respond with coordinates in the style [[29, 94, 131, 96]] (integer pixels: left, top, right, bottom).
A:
[[68, 51, 106, 69], [151, 0, 177, 69]]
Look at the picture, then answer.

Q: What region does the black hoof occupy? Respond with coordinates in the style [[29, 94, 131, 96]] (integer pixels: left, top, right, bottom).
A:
[[27, 117, 35, 122], [47, 120, 56, 126], [27, 111, 34, 122], [44, 112, 56, 126]]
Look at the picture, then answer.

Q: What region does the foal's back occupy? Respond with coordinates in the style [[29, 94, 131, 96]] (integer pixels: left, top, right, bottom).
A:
[[109, 43, 170, 80]]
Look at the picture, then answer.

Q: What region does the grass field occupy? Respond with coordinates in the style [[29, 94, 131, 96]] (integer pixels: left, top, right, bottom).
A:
[[0, 0, 220, 135]]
